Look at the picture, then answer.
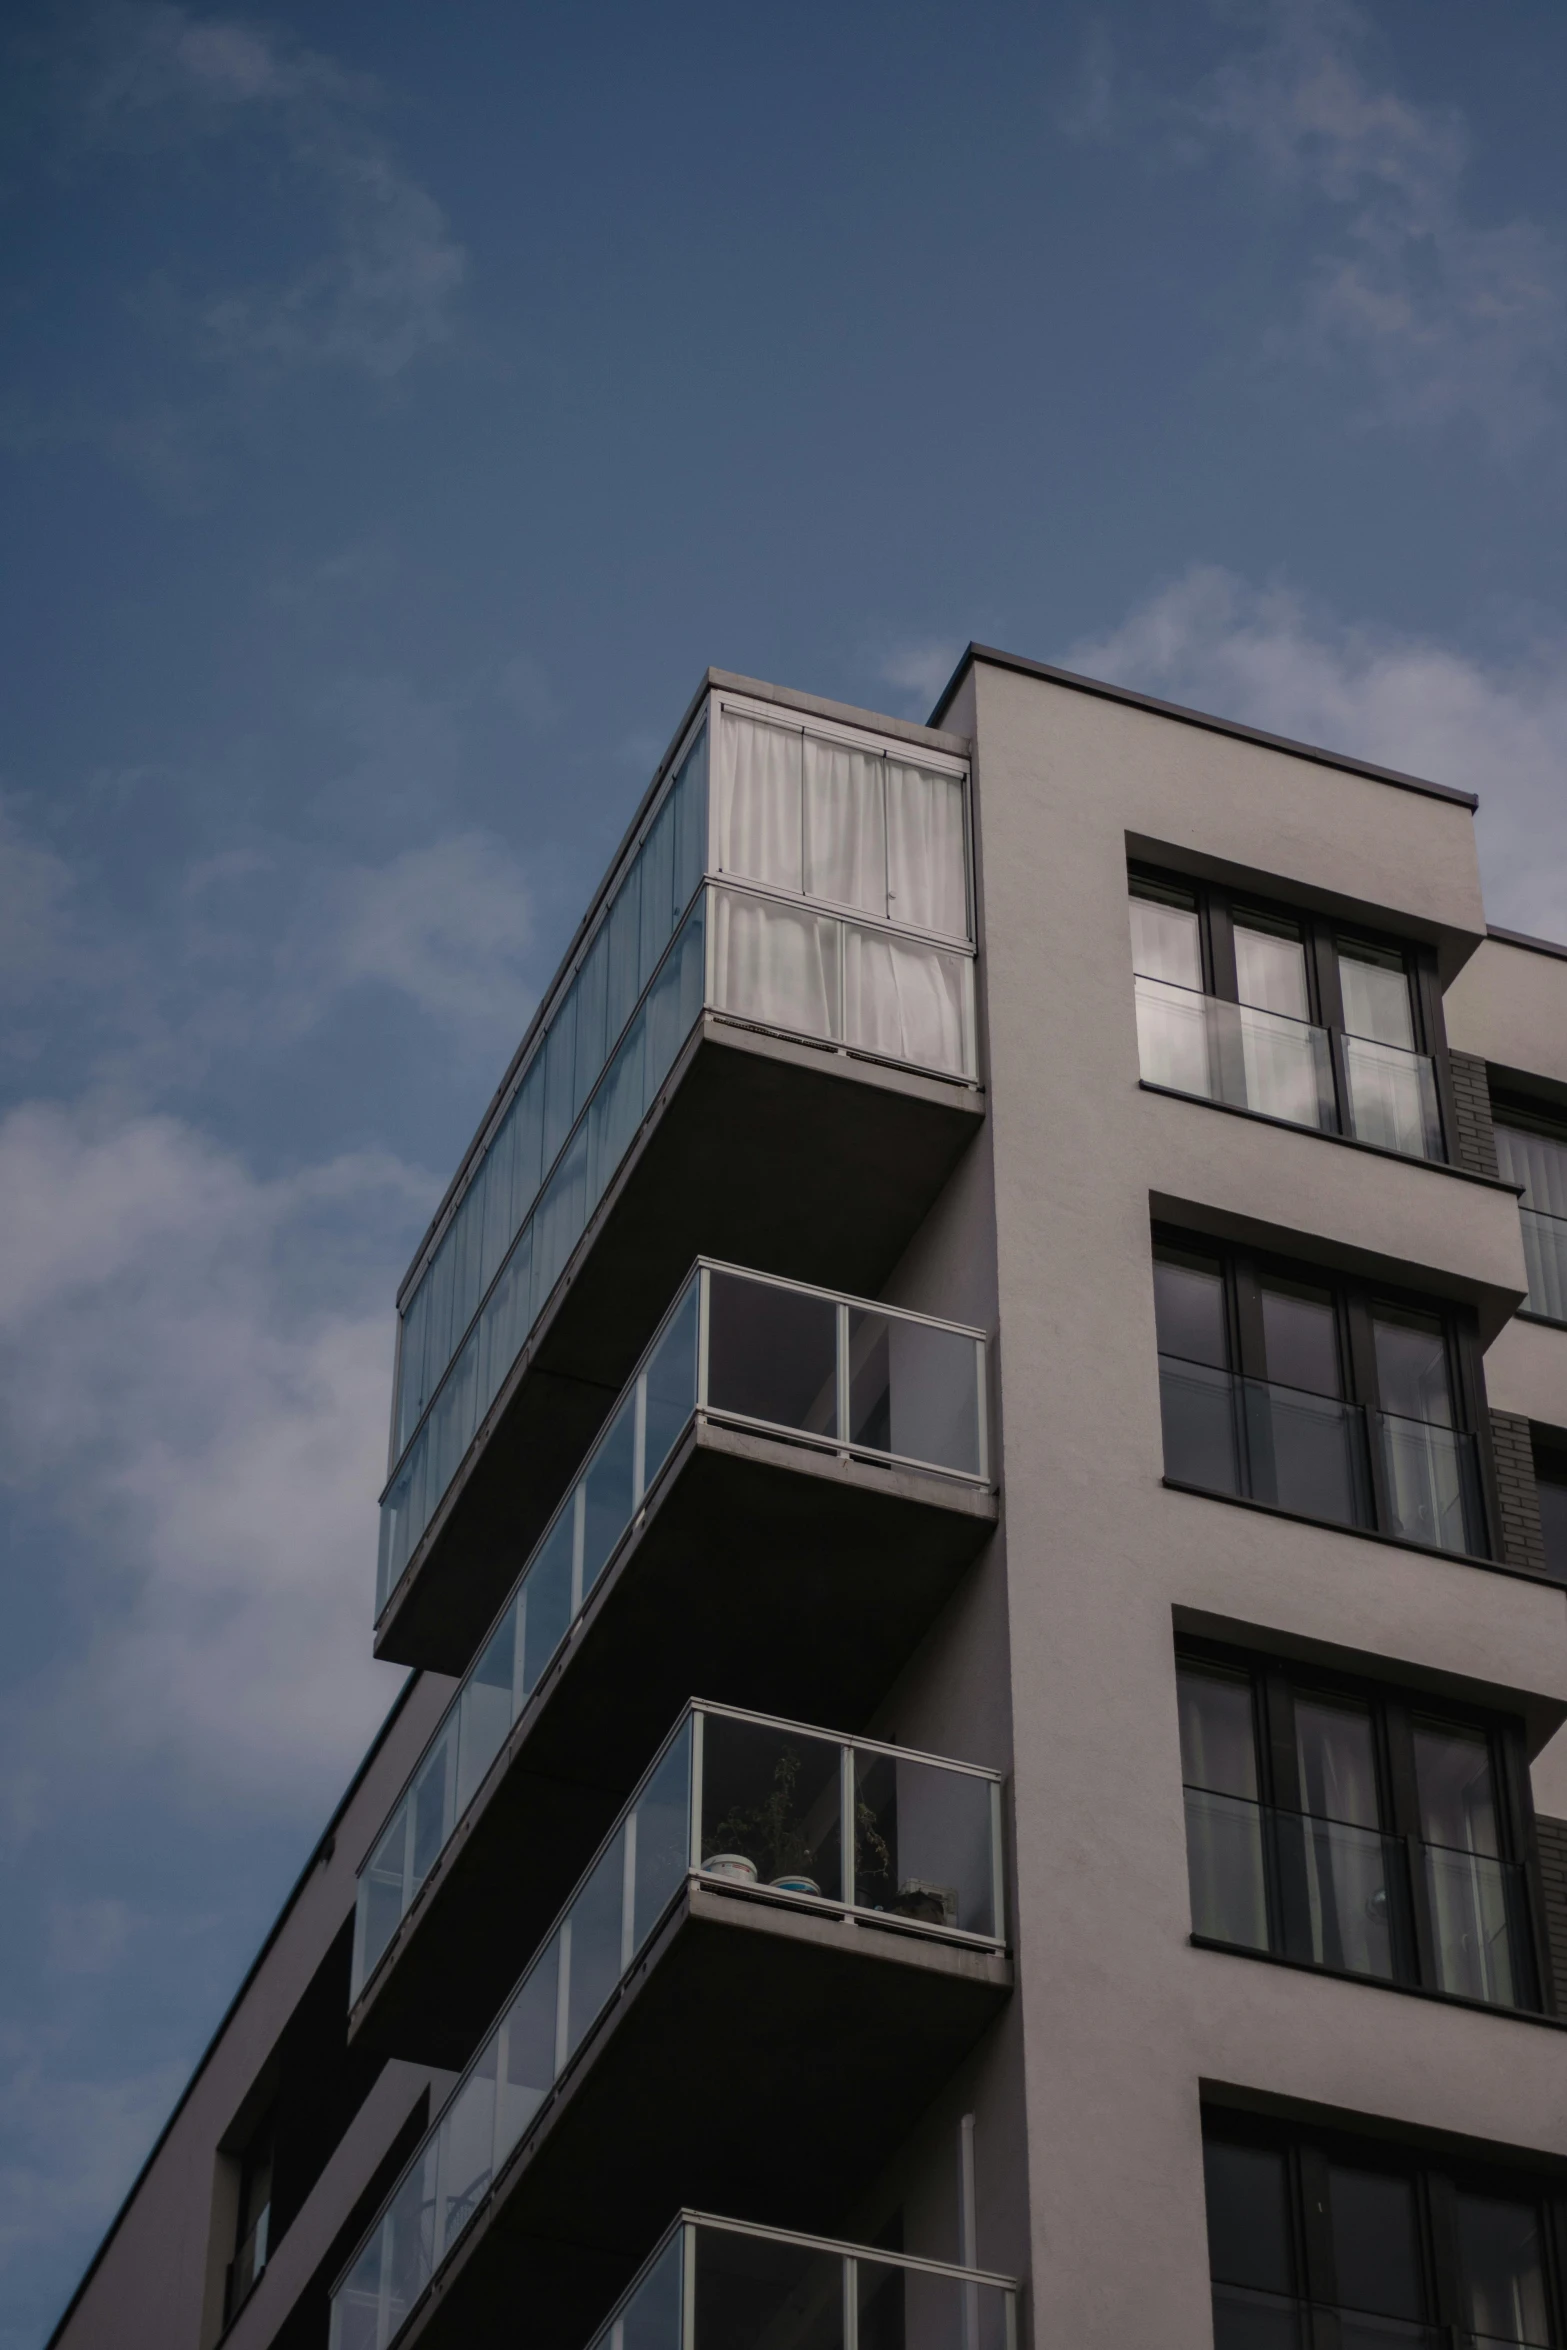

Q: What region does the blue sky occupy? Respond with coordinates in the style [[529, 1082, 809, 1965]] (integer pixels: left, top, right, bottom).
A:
[[4, 0, 1567, 2338]]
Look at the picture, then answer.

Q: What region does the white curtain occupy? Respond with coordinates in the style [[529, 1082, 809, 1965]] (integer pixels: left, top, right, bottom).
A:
[[712, 889, 840, 1042], [717, 715, 802, 891], [887, 760, 968, 939], [843, 928, 972, 1076], [804, 735, 886, 916]]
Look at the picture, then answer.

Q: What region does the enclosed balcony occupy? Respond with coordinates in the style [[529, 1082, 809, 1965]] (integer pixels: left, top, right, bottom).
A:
[[351, 1263, 995, 2058], [376, 684, 984, 1669], [330, 1708, 1010, 2350]]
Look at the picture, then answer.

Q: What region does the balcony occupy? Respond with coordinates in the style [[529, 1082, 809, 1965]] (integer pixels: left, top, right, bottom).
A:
[[1213, 2283, 1545, 2350], [1184, 1786, 1539, 2013], [1135, 975, 1444, 1161], [577, 2214, 1020, 2350], [1159, 1354, 1486, 1558], [377, 692, 983, 1669], [330, 1708, 1010, 2350], [352, 1263, 994, 2056]]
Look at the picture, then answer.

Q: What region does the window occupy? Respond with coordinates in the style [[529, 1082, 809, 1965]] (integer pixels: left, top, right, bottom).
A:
[[226, 2107, 275, 2320], [1178, 1646, 1542, 2013], [1203, 2111, 1562, 2349], [1495, 1106, 1567, 1326], [1153, 1230, 1490, 1557], [1130, 869, 1447, 1161], [1535, 1434, 1567, 1586]]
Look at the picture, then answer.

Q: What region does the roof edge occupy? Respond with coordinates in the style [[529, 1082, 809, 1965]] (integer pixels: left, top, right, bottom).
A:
[[928, 644, 1481, 812], [1486, 923, 1567, 965], [44, 1670, 422, 2350]]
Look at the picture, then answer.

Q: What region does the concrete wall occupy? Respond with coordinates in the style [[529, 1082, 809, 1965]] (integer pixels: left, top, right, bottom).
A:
[[51, 1669, 457, 2350], [964, 656, 1567, 2349]]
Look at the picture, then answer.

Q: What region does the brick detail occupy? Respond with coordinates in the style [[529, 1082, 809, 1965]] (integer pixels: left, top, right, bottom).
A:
[[1491, 1408, 1548, 1577], [1447, 1049, 1500, 1179], [1533, 1814, 1567, 2015]]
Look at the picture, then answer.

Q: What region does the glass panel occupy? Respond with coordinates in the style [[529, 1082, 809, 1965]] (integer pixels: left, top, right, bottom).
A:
[[1235, 919, 1309, 1021], [846, 1309, 980, 1472], [700, 1714, 844, 1901], [887, 758, 968, 938], [1236, 1000, 1336, 1129], [606, 860, 643, 1045], [1154, 1250, 1230, 1368], [842, 926, 974, 1077], [644, 895, 704, 1079], [560, 1826, 628, 2063], [860, 2257, 1011, 2350], [1209, 2284, 1305, 2350], [1183, 1788, 1269, 1949], [1135, 975, 1215, 1099], [329, 2233, 384, 2350], [706, 1272, 838, 1439], [711, 887, 841, 1043], [1204, 2137, 1295, 2296], [638, 793, 677, 993], [852, 1750, 995, 1934], [643, 1280, 699, 1489], [432, 2040, 496, 2262], [1328, 2165, 1424, 2322], [477, 1223, 532, 1410], [532, 1121, 589, 1313], [1159, 1357, 1241, 1494], [1242, 1377, 1370, 1527], [519, 1511, 575, 1701], [572, 926, 610, 1116], [719, 715, 804, 892], [1178, 1666, 1258, 1800], [671, 727, 709, 917], [804, 735, 886, 917], [1495, 1122, 1567, 1221], [1261, 1281, 1340, 1396], [692, 2225, 845, 2350], [589, 2232, 684, 2350], [1378, 1415, 1477, 1554], [1130, 886, 1202, 988], [630, 1718, 694, 1951], [1421, 1845, 1524, 2007], [1413, 1722, 1501, 1858], [357, 1802, 410, 1992], [541, 984, 579, 1169], [1519, 1209, 1567, 1324], [1538, 1461, 1567, 1583], [494, 1935, 558, 2162], [581, 1392, 636, 1595], [1339, 943, 1416, 1049], [455, 1601, 517, 1814], [1344, 1034, 1443, 1159], [1295, 1696, 1380, 1828], [1456, 2192, 1552, 2349], [408, 1728, 455, 1892], [383, 2142, 438, 2346]]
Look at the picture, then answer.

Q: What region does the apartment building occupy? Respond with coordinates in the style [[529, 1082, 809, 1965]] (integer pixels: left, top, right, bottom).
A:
[[47, 648, 1567, 2350]]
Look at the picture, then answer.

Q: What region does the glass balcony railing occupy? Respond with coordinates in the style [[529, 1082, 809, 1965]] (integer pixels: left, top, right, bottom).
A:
[[332, 1706, 1005, 2350], [380, 699, 978, 1614], [356, 1267, 990, 1998], [582, 2214, 1019, 2350], [1158, 1356, 1482, 1556], [1133, 975, 1443, 1162], [1520, 1206, 1567, 1324], [1213, 2283, 1447, 2350], [1135, 975, 1337, 1134], [1184, 1787, 1535, 2012]]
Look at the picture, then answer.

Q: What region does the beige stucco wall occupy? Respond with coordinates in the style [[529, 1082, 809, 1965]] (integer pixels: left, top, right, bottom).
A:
[[964, 658, 1567, 2350], [1446, 932, 1567, 1091]]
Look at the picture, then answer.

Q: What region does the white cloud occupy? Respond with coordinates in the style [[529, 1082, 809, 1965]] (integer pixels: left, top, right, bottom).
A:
[[1069, 565, 1567, 940], [875, 638, 966, 713], [0, 1102, 433, 1826], [328, 833, 535, 1044], [80, 3, 466, 384], [1190, 0, 1567, 446]]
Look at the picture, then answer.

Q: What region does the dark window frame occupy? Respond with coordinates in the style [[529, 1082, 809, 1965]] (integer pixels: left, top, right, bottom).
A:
[[1203, 2105, 1567, 2345], [1178, 1637, 1549, 2015], [1154, 1224, 1500, 1561], [1130, 861, 1456, 1163]]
